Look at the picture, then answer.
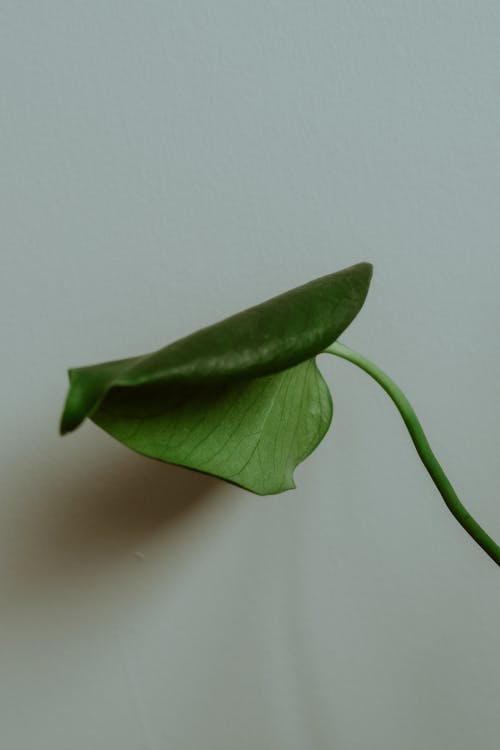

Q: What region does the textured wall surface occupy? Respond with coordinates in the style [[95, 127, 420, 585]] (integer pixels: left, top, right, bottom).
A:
[[2, 3, 500, 748]]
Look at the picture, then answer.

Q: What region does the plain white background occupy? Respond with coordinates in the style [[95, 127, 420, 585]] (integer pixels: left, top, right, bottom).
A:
[[2, 2, 500, 748]]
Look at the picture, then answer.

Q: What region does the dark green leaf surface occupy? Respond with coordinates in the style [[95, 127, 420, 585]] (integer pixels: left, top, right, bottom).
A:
[[60, 261, 372, 493]]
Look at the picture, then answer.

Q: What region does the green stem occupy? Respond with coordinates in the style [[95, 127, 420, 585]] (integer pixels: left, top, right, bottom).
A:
[[324, 341, 500, 567]]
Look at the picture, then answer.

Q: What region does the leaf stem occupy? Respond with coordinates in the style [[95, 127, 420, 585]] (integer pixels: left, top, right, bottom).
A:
[[324, 341, 500, 567]]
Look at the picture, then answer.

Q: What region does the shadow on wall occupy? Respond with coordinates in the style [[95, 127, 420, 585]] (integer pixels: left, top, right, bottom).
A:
[[2, 446, 229, 608]]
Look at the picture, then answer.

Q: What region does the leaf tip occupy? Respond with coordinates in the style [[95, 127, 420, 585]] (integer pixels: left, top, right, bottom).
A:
[[59, 368, 103, 436], [59, 408, 82, 435], [59, 390, 86, 435], [354, 260, 374, 285]]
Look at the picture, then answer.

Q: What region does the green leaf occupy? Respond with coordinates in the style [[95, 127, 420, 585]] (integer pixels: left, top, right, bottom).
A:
[[60, 261, 372, 493], [92, 359, 332, 494]]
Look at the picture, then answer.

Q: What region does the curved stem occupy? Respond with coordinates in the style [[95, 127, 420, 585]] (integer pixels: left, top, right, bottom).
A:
[[324, 340, 500, 567]]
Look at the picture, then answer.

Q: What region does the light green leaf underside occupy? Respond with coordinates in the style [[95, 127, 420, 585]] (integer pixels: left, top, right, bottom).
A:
[[92, 358, 333, 495]]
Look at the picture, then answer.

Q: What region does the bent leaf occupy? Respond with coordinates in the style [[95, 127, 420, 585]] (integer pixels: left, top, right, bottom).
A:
[[92, 359, 332, 494], [60, 261, 372, 494], [60, 262, 372, 434]]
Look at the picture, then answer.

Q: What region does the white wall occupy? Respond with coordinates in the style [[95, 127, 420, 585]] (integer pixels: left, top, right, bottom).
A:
[[2, 3, 500, 748]]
